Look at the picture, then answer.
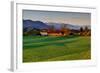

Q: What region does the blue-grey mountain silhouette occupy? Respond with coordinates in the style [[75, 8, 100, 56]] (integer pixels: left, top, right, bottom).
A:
[[23, 20, 49, 32]]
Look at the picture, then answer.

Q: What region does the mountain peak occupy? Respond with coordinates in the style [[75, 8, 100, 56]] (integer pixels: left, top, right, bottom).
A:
[[23, 20, 49, 30]]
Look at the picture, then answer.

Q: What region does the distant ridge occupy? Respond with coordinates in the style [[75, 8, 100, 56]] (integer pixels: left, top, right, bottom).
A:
[[23, 20, 49, 31], [46, 22, 82, 30], [23, 20, 91, 32]]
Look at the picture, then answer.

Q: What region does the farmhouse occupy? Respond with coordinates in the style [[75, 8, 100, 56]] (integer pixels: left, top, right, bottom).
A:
[[47, 29, 70, 36], [48, 32, 62, 36], [40, 28, 71, 36], [40, 31, 48, 36], [40, 29, 48, 36]]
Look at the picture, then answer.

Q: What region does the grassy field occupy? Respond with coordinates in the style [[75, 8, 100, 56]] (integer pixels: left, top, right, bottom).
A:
[[23, 35, 91, 62]]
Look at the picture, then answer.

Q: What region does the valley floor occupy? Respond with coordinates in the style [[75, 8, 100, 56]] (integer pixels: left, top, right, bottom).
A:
[[23, 35, 91, 62]]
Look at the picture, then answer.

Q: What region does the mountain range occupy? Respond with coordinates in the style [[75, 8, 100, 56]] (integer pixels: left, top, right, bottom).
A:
[[46, 22, 82, 30], [23, 20, 90, 32], [23, 20, 49, 31]]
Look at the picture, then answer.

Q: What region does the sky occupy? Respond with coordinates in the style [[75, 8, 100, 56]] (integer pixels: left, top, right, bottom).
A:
[[23, 10, 91, 26]]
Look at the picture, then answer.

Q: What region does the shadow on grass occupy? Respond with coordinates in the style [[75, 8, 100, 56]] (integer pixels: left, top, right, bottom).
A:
[[23, 35, 79, 44], [23, 36, 79, 49]]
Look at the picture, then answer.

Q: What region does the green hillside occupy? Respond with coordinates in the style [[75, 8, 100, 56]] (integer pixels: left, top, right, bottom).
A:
[[23, 35, 91, 62]]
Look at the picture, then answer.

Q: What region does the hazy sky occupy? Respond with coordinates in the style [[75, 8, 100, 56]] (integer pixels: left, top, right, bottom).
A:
[[23, 10, 91, 26]]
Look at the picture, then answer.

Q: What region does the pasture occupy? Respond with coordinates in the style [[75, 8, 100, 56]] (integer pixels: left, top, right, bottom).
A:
[[23, 35, 91, 62]]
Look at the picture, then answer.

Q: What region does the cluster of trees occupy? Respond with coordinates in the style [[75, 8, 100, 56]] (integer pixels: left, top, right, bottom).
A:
[[23, 28, 41, 36], [48, 24, 71, 36], [79, 26, 91, 36]]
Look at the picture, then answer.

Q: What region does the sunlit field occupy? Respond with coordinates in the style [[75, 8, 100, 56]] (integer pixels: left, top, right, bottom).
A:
[[23, 35, 91, 62]]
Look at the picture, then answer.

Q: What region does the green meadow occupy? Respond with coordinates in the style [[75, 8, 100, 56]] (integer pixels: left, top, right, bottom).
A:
[[23, 35, 91, 62]]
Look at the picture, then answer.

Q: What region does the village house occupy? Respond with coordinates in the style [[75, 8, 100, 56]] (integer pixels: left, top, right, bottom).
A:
[[40, 27, 71, 36], [48, 32, 62, 36], [40, 29, 48, 36]]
